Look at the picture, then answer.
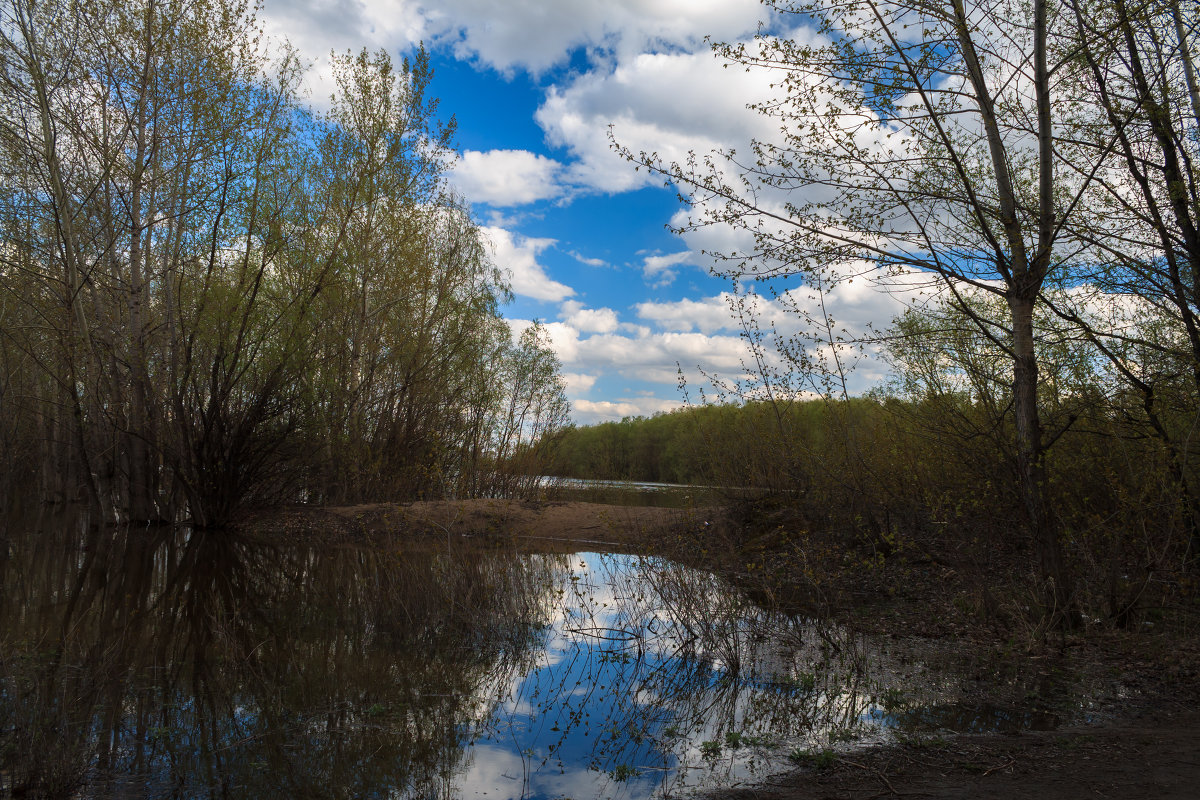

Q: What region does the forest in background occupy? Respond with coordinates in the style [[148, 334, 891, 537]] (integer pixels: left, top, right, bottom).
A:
[[0, 0, 569, 526]]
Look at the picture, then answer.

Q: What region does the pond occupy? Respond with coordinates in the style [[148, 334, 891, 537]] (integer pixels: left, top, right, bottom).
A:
[[0, 508, 1084, 798]]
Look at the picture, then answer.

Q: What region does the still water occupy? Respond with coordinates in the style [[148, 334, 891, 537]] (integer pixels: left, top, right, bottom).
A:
[[1, 510, 1068, 798]]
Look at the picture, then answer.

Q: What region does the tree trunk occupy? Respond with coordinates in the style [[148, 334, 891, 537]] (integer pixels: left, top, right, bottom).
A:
[[1009, 292, 1074, 624]]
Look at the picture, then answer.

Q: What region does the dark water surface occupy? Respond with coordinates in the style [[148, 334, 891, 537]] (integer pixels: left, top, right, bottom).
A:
[[1, 508, 1084, 798]]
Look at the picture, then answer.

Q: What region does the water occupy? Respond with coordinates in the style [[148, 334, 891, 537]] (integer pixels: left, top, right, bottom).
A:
[[0, 509, 1082, 798], [543, 477, 710, 508]]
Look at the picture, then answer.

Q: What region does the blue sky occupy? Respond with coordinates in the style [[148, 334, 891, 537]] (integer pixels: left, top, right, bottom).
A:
[[261, 1, 917, 423]]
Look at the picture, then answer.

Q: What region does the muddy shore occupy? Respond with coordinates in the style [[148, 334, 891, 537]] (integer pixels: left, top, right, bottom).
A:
[[243, 498, 1200, 800]]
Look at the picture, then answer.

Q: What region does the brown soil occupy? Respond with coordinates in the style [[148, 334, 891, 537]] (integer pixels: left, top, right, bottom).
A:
[[240, 499, 1200, 800], [241, 498, 681, 552]]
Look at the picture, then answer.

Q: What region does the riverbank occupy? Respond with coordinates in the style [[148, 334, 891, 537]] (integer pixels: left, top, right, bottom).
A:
[[239, 499, 1200, 799], [240, 497, 681, 552]]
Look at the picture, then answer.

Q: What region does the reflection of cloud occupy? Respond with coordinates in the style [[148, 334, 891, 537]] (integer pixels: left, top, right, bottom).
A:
[[445, 551, 995, 797]]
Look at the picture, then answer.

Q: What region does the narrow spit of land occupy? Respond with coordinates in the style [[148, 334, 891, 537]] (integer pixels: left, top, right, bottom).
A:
[[243, 499, 1200, 800]]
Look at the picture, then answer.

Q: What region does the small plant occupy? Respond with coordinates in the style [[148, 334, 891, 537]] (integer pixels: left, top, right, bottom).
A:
[[788, 747, 837, 770], [740, 732, 774, 747], [724, 730, 744, 748], [611, 764, 638, 781], [700, 740, 722, 758], [791, 672, 817, 692]]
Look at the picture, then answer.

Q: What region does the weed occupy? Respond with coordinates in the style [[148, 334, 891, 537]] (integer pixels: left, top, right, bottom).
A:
[[793, 672, 818, 692], [611, 764, 638, 781], [700, 740, 722, 758], [740, 732, 775, 747]]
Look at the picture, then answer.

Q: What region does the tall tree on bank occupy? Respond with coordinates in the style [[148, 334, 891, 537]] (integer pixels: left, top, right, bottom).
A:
[[1048, 0, 1200, 556], [620, 0, 1090, 621]]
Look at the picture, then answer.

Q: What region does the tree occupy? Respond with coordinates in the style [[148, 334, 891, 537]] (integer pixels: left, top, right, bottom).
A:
[[484, 321, 571, 498], [1046, 0, 1200, 556], [0, 2, 569, 524], [620, 0, 1099, 621]]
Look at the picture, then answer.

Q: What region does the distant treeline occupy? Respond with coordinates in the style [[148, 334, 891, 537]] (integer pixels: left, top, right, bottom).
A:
[[551, 377, 1198, 625], [550, 401, 849, 487]]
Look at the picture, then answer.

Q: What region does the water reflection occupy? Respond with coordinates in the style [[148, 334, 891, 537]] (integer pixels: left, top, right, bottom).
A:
[[1, 508, 561, 798], [1, 509, 1069, 799], [463, 554, 883, 797]]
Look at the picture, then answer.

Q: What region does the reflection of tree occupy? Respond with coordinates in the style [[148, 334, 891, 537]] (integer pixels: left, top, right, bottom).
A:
[[0, 508, 564, 798], [495, 554, 889, 793]]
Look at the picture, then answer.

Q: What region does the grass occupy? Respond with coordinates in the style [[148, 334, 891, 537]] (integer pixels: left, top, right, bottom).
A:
[[788, 747, 837, 770]]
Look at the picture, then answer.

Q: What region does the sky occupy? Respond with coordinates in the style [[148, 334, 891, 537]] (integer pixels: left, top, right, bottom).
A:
[[259, 0, 918, 424]]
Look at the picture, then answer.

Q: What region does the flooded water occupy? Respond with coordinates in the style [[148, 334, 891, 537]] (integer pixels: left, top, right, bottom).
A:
[[544, 478, 709, 508], [1, 508, 1083, 798]]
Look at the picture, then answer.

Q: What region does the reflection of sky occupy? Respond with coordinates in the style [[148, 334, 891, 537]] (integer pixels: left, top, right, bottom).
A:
[[444, 551, 1048, 799], [456, 554, 673, 799], [450, 553, 822, 799], [4, 525, 1080, 800]]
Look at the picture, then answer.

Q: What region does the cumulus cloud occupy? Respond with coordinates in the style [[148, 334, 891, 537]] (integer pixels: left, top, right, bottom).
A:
[[418, 0, 766, 74], [515, 270, 946, 423], [535, 47, 782, 194], [482, 227, 574, 302], [573, 397, 682, 424], [452, 149, 564, 206], [559, 372, 598, 396], [640, 250, 695, 287], [637, 294, 741, 334], [263, 0, 769, 85], [260, 0, 427, 106], [560, 301, 620, 334]]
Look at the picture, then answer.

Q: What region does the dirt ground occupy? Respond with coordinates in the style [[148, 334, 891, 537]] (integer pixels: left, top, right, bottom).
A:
[[244, 499, 1200, 800]]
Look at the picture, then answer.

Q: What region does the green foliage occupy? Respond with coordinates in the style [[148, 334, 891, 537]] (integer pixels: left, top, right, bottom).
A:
[[0, 0, 570, 523], [787, 747, 836, 770], [610, 763, 638, 782]]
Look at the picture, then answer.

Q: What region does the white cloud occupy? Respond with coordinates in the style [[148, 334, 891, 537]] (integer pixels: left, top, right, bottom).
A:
[[640, 250, 695, 287], [263, 0, 770, 83], [514, 272, 947, 423], [418, 0, 767, 74], [568, 251, 608, 268], [261, 1, 428, 107], [559, 301, 620, 334], [637, 294, 740, 334], [452, 149, 564, 206], [534, 47, 782, 195], [573, 397, 681, 423], [560, 372, 598, 396], [482, 227, 574, 302]]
